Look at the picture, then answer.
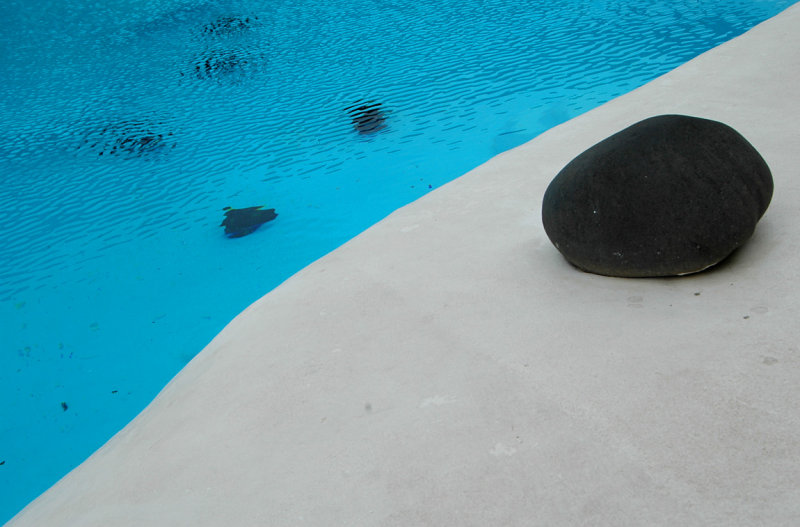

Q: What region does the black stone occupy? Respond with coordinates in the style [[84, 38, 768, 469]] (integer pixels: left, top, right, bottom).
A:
[[221, 206, 277, 238], [541, 115, 773, 277]]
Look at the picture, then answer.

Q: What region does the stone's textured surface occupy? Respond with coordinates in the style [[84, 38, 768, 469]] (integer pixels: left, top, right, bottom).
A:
[[542, 114, 773, 277]]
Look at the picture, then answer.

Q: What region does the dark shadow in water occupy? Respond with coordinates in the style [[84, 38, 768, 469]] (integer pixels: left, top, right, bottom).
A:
[[345, 100, 388, 135], [79, 121, 176, 158], [193, 49, 249, 80], [187, 47, 265, 84], [201, 15, 260, 37], [221, 206, 278, 238]]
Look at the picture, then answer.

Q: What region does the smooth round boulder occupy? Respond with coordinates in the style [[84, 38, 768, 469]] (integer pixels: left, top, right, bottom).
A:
[[542, 114, 773, 277]]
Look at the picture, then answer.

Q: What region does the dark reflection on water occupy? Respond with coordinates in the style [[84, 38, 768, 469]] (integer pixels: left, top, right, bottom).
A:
[[345, 100, 389, 135], [79, 120, 177, 158], [201, 14, 260, 36]]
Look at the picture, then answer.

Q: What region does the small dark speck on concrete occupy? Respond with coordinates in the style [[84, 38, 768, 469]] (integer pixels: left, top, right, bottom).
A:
[[364, 403, 372, 412], [743, 315, 750, 319], [61, 402, 68, 411], [694, 292, 701, 296]]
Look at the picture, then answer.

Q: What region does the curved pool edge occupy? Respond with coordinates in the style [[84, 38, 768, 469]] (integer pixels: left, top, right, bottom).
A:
[[9, 2, 800, 525]]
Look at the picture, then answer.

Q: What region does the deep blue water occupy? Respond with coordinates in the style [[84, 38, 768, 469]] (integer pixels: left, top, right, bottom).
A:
[[0, 0, 794, 521]]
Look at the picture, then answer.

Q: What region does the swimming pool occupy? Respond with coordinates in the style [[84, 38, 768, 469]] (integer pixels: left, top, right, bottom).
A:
[[1, 0, 794, 521]]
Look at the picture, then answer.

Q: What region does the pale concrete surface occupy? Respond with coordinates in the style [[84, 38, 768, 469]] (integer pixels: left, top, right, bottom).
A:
[[9, 4, 800, 525]]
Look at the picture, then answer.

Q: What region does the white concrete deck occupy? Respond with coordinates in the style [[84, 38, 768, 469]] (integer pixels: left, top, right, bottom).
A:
[[9, 4, 800, 525]]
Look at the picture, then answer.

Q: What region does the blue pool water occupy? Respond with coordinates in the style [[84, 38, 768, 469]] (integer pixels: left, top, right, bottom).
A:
[[0, 0, 794, 521]]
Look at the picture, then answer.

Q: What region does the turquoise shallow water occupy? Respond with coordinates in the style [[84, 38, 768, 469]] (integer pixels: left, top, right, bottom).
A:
[[0, 0, 794, 521]]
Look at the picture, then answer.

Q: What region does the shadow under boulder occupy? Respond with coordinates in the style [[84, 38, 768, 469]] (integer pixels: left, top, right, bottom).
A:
[[541, 114, 773, 277]]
